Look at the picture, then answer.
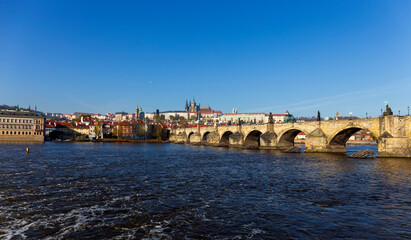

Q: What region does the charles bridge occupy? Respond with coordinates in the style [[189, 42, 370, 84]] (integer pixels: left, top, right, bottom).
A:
[[169, 115, 411, 158]]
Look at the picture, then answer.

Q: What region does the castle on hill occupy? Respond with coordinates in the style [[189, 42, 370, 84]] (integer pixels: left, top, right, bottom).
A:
[[185, 97, 211, 113], [144, 97, 222, 122]]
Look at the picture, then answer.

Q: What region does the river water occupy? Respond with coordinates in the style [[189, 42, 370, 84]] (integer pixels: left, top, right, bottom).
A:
[[0, 143, 410, 239]]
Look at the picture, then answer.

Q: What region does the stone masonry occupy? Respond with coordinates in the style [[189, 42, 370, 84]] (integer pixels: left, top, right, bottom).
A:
[[170, 116, 411, 158]]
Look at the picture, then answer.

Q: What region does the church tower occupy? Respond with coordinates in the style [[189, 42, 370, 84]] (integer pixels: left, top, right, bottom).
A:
[[185, 100, 189, 112], [189, 97, 196, 112]]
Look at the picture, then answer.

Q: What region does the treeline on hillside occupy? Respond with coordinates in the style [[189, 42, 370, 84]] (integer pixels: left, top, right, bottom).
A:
[[0, 104, 30, 111]]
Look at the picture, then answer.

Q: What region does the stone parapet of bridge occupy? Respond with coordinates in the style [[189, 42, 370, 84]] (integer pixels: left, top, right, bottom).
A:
[[169, 116, 411, 158]]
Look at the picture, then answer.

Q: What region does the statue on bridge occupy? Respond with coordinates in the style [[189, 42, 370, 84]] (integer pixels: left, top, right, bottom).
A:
[[268, 112, 274, 124], [383, 102, 393, 116]]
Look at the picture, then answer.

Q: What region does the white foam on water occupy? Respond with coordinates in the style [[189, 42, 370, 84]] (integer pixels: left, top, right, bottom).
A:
[[247, 228, 266, 239], [0, 219, 36, 240], [0, 194, 137, 240]]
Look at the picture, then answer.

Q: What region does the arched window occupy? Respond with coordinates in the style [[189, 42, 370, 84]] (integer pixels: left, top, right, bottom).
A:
[[6, 131, 8, 134], [29, 132, 31, 135]]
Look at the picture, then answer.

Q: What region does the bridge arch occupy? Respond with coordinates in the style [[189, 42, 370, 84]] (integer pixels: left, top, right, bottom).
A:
[[202, 131, 211, 141], [328, 127, 378, 152], [244, 130, 263, 147], [220, 131, 233, 144], [277, 128, 306, 148], [187, 131, 195, 142]]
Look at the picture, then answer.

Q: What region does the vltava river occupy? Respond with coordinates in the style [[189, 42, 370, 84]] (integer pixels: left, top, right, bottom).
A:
[[0, 143, 410, 239]]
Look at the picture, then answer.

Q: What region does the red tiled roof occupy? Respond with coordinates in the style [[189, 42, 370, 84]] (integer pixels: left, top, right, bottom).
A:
[[197, 110, 222, 114]]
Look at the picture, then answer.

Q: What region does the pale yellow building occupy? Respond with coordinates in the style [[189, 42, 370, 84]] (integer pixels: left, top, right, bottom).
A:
[[0, 110, 45, 143], [70, 125, 90, 136]]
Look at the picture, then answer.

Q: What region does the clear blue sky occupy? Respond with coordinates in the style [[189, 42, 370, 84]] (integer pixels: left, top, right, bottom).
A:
[[1, 0, 410, 117]]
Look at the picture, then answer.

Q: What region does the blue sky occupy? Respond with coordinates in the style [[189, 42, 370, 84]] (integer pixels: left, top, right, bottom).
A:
[[1, 0, 410, 117]]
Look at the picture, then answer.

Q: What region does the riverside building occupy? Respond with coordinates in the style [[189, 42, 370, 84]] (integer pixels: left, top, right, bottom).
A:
[[0, 110, 45, 143]]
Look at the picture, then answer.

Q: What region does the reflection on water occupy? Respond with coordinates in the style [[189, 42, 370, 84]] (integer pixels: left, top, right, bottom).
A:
[[0, 143, 409, 239]]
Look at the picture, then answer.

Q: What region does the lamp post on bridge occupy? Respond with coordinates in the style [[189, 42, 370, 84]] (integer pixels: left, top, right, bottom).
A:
[[349, 112, 352, 120], [408, 106, 409, 116], [366, 112, 368, 118]]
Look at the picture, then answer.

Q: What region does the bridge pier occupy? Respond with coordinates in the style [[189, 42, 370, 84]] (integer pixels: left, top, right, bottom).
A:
[[304, 128, 330, 153], [188, 132, 201, 144], [202, 131, 220, 146], [378, 137, 411, 157], [169, 129, 177, 142], [259, 131, 279, 149], [176, 131, 187, 143], [229, 132, 244, 148], [377, 116, 411, 158]]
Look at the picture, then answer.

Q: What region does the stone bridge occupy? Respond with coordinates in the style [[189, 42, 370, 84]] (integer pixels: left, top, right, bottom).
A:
[[169, 115, 411, 158]]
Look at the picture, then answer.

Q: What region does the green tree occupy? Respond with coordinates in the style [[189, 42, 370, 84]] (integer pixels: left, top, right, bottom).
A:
[[94, 119, 101, 139], [178, 119, 187, 128]]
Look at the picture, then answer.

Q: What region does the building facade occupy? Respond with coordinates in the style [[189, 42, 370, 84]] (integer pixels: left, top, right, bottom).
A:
[[0, 110, 45, 143], [220, 111, 290, 124]]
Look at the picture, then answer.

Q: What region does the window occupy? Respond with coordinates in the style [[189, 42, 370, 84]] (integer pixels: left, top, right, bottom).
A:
[[29, 132, 31, 135]]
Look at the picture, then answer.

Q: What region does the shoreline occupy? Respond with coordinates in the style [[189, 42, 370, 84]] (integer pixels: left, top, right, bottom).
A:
[[294, 141, 378, 146], [49, 138, 166, 144]]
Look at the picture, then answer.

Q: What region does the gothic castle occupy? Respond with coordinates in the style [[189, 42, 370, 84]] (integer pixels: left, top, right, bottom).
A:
[[184, 97, 211, 113]]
